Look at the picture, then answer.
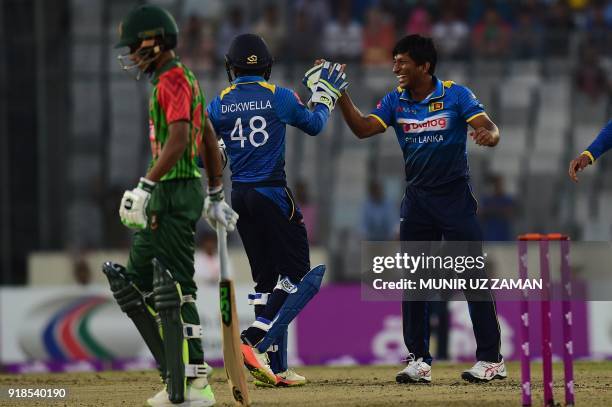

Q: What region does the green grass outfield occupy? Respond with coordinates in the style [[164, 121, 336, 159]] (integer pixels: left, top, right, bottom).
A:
[[1, 361, 611, 406]]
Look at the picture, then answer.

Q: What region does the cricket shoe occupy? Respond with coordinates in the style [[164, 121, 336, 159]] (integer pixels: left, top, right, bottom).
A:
[[146, 386, 169, 407], [181, 378, 216, 407], [395, 355, 432, 384], [241, 343, 279, 385], [461, 359, 507, 383], [254, 369, 307, 387], [146, 363, 215, 407], [146, 378, 215, 407]]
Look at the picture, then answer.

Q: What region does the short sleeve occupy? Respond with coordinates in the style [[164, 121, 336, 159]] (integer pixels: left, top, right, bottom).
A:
[[157, 70, 192, 123], [456, 85, 485, 123], [369, 92, 395, 129]]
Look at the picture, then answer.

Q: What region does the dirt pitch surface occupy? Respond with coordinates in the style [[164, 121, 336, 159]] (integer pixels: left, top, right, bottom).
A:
[[1, 361, 611, 406]]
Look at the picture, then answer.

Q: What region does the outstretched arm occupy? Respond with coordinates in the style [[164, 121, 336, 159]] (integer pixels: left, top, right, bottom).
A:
[[569, 120, 612, 182], [275, 87, 330, 136], [337, 91, 386, 139]]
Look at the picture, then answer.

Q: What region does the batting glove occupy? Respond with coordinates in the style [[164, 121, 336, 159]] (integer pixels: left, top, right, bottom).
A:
[[119, 177, 155, 229], [203, 185, 239, 232]]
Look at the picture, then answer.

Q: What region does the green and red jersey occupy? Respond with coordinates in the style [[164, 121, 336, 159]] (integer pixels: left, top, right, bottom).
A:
[[149, 58, 204, 180]]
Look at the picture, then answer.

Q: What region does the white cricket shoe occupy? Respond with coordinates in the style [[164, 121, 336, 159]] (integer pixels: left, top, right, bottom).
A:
[[146, 378, 215, 407], [396, 355, 432, 384], [254, 368, 307, 388], [182, 378, 216, 407], [461, 359, 507, 382], [146, 386, 168, 407], [147, 363, 214, 406], [277, 369, 306, 386]]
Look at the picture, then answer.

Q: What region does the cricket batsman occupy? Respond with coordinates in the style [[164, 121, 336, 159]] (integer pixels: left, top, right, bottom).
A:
[[569, 120, 612, 181], [332, 34, 505, 383], [204, 33, 346, 387], [103, 5, 237, 406]]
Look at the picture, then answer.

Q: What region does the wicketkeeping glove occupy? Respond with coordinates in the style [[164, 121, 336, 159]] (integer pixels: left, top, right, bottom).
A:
[[302, 63, 323, 94], [119, 177, 155, 229], [303, 61, 349, 111], [203, 185, 239, 232]]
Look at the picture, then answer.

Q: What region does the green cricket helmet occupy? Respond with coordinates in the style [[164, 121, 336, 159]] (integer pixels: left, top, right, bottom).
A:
[[116, 4, 179, 79]]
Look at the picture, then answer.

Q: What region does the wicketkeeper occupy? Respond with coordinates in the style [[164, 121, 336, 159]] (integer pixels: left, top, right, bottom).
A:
[[204, 33, 346, 387]]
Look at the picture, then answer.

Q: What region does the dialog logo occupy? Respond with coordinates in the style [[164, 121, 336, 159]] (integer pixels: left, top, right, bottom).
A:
[[397, 114, 449, 134]]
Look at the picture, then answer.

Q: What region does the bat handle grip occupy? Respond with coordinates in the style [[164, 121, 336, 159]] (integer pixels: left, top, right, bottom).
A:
[[216, 225, 231, 281]]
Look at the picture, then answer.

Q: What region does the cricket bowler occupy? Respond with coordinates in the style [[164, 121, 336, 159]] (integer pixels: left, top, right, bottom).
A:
[[569, 120, 612, 181], [103, 5, 237, 406], [334, 34, 505, 383], [204, 33, 346, 387]]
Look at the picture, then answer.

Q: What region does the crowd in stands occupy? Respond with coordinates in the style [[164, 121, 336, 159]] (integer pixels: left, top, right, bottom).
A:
[[169, 0, 611, 280], [178, 0, 612, 71]]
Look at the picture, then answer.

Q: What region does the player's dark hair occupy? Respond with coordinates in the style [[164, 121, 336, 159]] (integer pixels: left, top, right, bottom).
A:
[[393, 35, 437, 75]]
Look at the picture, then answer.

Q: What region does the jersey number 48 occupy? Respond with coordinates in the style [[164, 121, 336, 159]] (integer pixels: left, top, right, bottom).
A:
[[230, 116, 269, 148]]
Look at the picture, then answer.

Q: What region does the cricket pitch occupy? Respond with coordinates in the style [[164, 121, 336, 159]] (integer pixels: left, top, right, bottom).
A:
[[1, 361, 611, 406]]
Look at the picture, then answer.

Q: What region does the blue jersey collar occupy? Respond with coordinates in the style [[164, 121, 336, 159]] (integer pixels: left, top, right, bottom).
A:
[[233, 75, 266, 84], [400, 76, 444, 104]]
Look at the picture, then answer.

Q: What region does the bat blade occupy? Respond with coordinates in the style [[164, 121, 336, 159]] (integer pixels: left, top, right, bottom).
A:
[[220, 279, 251, 406]]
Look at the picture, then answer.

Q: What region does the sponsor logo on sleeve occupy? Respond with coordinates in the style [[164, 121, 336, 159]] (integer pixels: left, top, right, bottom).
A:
[[293, 91, 304, 106]]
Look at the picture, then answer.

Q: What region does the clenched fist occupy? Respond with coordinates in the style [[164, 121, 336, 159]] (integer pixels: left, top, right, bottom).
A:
[[470, 127, 498, 146]]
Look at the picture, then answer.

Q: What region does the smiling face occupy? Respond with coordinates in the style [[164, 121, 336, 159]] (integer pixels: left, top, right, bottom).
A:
[[392, 52, 430, 90]]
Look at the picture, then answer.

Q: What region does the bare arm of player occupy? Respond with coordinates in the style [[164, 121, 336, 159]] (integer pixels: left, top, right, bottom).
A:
[[468, 114, 500, 147], [200, 118, 223, 189], [337, 92, 386, 139], [568, 153, 592, 183], [146, 121, 190, 182]]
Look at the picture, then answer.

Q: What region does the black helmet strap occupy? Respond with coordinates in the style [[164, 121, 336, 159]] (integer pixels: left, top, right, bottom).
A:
[[225, 55, 235, 84]]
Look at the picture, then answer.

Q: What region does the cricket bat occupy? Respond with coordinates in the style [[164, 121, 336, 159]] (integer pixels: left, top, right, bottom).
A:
[[217, 225, 251, 406]]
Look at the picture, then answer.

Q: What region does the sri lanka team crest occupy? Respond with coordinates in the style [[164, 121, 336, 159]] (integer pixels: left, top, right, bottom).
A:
[[18, 295, 143, 361], [429, 101, 443, 112]]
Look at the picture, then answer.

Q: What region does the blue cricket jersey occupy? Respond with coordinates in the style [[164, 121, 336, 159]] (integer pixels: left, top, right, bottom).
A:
[[207, 75, 330, 184], [583, 120, 612, 163], [369, 77, 486, 188]]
